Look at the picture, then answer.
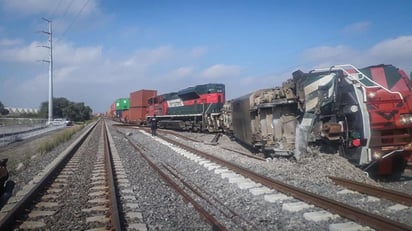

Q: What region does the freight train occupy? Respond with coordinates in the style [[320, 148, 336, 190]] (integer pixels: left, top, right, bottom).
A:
[[109, 64, 412, 179], [145, 83, 225, 132]]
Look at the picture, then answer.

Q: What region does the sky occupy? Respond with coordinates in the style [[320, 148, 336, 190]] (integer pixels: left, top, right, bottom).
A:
[[1, 0, 412, 113]]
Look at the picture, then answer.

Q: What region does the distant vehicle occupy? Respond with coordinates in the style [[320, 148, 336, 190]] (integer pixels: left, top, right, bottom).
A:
[[48, 118, 72, 126], [65, 120, 73, 126]]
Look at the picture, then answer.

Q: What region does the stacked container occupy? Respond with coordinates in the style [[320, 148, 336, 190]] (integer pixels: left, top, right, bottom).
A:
[[115, 98, 130, 121], [129, 90, 157, 124]]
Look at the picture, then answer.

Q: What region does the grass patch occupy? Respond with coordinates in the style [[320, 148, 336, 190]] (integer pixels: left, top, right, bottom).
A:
[[38, 125, 84, 154]]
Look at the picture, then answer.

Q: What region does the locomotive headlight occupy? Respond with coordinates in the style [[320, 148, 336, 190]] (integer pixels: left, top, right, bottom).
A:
[[400, 114, 412, 125], [400, 116, 407, 125], [368, 92, 376, 99]]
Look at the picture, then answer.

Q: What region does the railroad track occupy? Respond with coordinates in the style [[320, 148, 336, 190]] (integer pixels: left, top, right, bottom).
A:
[[124, 134, 256, 230], [157, 129, 267, 161], [0, 120, 123, 230], [329, 176, 412, 207], [150, 132, 412, 231]]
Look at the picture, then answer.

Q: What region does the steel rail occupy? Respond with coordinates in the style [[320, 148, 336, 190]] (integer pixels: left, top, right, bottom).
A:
[[162, 163, 258, 231], [221, 147, 266, 161], [329, 176, 412, 206], [158, 134, 412, 231], [103, 121, 122, 231], [0, 121, 98, 230], [125, 137, 228, 231]]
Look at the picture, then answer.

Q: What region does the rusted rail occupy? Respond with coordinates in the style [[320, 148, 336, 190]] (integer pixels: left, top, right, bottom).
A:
[[103, 121, 122, 230], [162, 163, 258, 230], [329, 176, 412, 206], [125, 136, 228, 231], [158, 134, 412, 231], [221, 147, 266, 161]]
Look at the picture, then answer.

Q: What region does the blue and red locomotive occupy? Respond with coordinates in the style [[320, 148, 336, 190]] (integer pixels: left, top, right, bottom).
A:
[[146, 83, 225, 132]]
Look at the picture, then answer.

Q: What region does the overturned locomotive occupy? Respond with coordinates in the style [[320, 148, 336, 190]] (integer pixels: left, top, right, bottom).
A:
[[225, 64, 412, 178]]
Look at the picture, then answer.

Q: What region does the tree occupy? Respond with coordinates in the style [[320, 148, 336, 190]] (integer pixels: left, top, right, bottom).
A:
[[0, 101, 9, 116], [39, 97, 93, 121], [62, 102, 92, 121]]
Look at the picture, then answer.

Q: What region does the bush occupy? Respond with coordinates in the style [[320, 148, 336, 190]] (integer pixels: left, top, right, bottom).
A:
[[38, 125, 84, 154]]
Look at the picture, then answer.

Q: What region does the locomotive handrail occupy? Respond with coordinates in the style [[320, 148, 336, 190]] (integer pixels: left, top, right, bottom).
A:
[[203, 103, 213, 114], [312, 64, 404, 101]]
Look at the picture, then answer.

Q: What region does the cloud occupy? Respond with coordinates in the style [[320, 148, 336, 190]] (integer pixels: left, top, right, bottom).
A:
[[190, 47, 208, 58], [0, 38, 23, 46], [369, 36, 412, 60], [122, 46, 175, 68], [342, 21, 371, 34], [171, 66, 194, 78], [200, 64, 241, 79], [1, 0, 99, 17], [301, 35, 412, 72], [0, 41, 48, 63], [54, 40, 103, 65], [0, 39, 102, 65]]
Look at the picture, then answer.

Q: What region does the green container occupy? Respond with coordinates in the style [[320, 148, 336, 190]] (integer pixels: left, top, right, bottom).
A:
[[116, 98, 130, 110]]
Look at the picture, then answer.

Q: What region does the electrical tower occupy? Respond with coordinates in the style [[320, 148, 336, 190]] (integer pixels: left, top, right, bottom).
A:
[[40, 18, 54, 124]]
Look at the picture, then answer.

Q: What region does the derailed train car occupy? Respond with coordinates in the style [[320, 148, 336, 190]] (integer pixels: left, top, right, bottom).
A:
[[226, 64, 412, 178]]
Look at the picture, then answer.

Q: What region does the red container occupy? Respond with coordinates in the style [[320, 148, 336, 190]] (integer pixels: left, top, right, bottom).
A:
[[128, 107, 148, 124], [130, 89, 157, 108], [121, 109, 130, 122], [107, 102, 116, 118]]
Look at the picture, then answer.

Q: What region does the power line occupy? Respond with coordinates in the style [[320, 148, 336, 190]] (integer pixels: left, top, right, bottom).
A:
[[61, 0, 75, 19], [62, 0, 91, 36], [50, 0, 64, 19]]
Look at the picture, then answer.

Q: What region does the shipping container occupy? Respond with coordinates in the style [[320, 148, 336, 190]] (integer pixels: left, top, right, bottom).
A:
[[116, 98, 130, 110], [128, 107, 148, 124], [107, 102, 117, 118], [115, 110, 123, 118], [121, 109, 130, 122], [130, 89, 157, 108]]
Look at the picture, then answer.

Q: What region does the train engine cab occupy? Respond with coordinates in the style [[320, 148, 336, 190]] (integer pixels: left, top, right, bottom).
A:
[[299, 64, 412, 178], [146, 83, 225, 132], [358, 64, 412, 178]]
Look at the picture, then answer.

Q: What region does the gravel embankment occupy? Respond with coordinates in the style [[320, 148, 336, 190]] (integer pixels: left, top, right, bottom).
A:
[[111, 124, 412, 230]]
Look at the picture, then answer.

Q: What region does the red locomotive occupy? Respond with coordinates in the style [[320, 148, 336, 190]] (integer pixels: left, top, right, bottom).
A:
[[146, 83, 225, 132], [357, 64, 412, 177]]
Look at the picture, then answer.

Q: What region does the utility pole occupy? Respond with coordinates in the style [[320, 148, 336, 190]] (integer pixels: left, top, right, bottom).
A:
[[40, 18, 53, 124]]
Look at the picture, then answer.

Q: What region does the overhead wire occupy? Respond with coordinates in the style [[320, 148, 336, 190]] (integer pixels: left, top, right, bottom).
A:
[[62, 0, 91, 37], [50, 0, 64, 19], [61, 0, 75, 19]]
